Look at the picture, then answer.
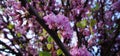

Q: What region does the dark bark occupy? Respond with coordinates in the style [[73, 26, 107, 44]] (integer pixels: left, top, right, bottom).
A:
[[0, 40, 22, 56], [19, 0, 71, 56]]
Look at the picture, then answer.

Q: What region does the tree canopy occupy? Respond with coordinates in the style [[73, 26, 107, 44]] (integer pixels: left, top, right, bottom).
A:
[[0, 0, 120, 56]]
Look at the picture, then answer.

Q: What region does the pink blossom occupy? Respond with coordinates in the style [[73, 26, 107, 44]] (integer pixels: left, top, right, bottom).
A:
[[112, 0, 120, 12], [105, 11, 113, 19], [43, 13, 73, 39], [13, 2, 22, 10], [70, 47, 92, 56]]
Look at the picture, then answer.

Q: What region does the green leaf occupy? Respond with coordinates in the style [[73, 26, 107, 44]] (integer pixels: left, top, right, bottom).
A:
[[94, 3, 99, 10], [19, 44, 23, 48], [7, 23, 14, 29], [58, 31, 61, 38], [39, 51, 51, 56], [57, 49, 63, 55], [90, 25, 94, 35], [41, 29, 47, 36], [91, 3, 99, 11], [47, 36, 53, 43], [98, 40, 103, 44], [16, 33, 21, 37], [47, 44, 52, 50], [90, 19, 97, 26], [76, 19, 87, 28], [27, 0, 31, 2]]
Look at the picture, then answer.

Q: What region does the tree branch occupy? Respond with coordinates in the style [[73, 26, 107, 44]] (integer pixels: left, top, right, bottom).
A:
[[74, 0, 89, 47], [0, 48, 13, 53], [19, 0, 71, 56], [0, 40, 19, 55]]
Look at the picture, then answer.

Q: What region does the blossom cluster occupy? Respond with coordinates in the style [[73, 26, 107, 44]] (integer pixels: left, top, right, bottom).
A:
[[1, 0, 120, 56], [70, 46, 92, 56], [112, 0, 120, 12], [43, 13, 73, 39]]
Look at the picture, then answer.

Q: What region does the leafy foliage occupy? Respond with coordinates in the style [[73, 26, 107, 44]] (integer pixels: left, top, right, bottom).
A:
[[39, 51, 51, 56], [76, 19, 87, 28], [57, 49, 63, 56]]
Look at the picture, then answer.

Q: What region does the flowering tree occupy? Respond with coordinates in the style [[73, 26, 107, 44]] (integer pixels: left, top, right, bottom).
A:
[[0, 0, 120, 56]]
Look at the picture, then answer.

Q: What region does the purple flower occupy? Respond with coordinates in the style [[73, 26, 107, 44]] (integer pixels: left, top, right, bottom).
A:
[[43, 13, 73, 39], [13, 2, 22, 10], [70, 46, 92, 56], [15, 25, 28, 34], [112, 0, 120, 12], [97, 21, 103, 28], [5, 0, 14, 7], [0, 16, 5, 29], [105, 11, 113, 19], [25, 44, 38, 56], [43, 13, 57, 29], [83, 28, 90, 36]]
